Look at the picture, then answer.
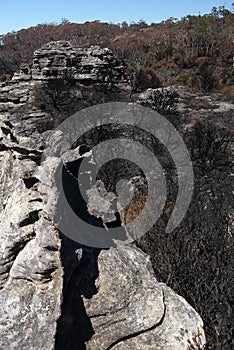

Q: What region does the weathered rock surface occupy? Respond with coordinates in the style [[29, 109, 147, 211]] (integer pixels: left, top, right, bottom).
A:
[[82, 246, 205, 350], [0, 116, 63, 349], [32, 41, 124, 83], [0, 40, 128, 134]]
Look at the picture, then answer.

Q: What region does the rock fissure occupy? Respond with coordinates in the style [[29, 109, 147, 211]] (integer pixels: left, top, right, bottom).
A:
[[19, 209, 41, 227], [106, 296, 166, 350]]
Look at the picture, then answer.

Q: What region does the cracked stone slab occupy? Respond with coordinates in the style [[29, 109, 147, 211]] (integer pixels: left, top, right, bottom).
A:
[[111, 284, 206, 350], [78, 244, 205, 350]]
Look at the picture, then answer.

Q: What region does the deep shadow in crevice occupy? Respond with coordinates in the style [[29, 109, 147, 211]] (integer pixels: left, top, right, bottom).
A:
[[55, 234, 101, 350]]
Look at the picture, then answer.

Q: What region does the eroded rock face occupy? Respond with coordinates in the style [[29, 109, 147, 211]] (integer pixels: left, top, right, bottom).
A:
[[82, 246, 205, 350], [0, 116, 63, 350], [0, 40, 128, 133], [32, 41, 124, 83], [0, 41, 209, 350]]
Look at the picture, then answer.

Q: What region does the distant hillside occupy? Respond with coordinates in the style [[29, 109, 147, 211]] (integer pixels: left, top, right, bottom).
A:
[[0, 6, 233, 93]]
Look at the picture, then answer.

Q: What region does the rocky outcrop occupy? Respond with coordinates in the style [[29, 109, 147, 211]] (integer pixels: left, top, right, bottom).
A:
[[55, 244, 205, 350], [0, 110, 206, 349], [0, 116, 63, 349], [0, 41, 128, 134], [32, 41, 124, 83], [80, 246, 205, 350], [1, 41, 232, 349]]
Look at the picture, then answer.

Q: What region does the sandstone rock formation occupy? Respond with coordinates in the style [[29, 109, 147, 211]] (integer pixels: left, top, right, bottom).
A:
[[0, 116, 63, 349], [32, 41, 124, 83], [0, 40, 128, 134], [1, 40, 232, 349], [64, 245, 205, 350], [0, 108, 206, 349]]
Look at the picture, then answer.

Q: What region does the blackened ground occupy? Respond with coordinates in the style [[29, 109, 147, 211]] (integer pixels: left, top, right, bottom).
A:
[[137, 110, 234, 350]]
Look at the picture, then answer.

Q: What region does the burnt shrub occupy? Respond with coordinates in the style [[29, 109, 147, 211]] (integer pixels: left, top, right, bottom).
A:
[[133, 68, 162, 91], [137, 113, 234, 350]]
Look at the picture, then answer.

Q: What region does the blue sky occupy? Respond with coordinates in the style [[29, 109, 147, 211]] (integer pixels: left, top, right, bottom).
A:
[[1, 0, 232, 34]]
